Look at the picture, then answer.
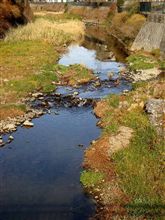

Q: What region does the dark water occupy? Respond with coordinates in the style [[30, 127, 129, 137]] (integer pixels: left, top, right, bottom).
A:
[[0, 42, 131, 220], [0, 108, 99, 220]]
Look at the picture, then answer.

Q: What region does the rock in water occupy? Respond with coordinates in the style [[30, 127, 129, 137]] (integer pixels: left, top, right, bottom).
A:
[[23, 120, 34, 127], [9, 135, 14, 141]]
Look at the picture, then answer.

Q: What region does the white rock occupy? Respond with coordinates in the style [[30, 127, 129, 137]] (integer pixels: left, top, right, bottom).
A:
[[32, 92, 43, 98], [23, 120, 34, 127], [9, 135, 14, 140], [73, 92, 79, 96]]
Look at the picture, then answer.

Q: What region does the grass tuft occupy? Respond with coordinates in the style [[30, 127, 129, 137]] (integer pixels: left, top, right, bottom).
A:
[[80, 170, 104, 188], [127, 54, 157, 70]]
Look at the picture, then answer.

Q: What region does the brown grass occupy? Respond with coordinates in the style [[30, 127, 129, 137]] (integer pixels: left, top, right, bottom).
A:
[[109, 12, 146, 45], [0, 108, 24, 120], [5, 18, 85, 44]]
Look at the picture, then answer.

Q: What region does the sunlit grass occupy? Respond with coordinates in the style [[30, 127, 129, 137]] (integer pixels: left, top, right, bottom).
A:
[[100, 84, 165, 218], [5, 18, 84, 44]]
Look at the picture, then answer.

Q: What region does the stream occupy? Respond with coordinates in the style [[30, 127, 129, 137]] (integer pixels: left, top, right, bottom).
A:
[[0, 34, 131, 220]]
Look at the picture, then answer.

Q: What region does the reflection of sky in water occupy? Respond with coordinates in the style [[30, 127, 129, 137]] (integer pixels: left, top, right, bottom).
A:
[[59, 45, 124, 80]]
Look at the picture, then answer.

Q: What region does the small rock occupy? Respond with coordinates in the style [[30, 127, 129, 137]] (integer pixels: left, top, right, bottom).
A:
[[9, 135, 14, 141], [0, 139, 5, 147], [38, 97, 44, 100], [73, 92, 79, 96], [111, 56, 116, 61], [91, 140, 96, 145], [78, 144, 84, 147], [23, 120, 34, 127], [94, 81, 101, 87], [51, 81, 56, 85], [107, 72, 114, 79], [32, 92, 43, 98], [55, 93, 61, 97], [123, 89, 129, 94], [3, 78, 9, 83]]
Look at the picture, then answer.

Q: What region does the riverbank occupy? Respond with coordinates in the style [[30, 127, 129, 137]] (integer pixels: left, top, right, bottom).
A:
[[0, 14, 97, 125], [81, 54, 165, 219]]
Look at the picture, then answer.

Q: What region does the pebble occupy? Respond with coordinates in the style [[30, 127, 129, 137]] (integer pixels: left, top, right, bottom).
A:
[[9, 135, 14, 140], [91, 140, 96, 145]]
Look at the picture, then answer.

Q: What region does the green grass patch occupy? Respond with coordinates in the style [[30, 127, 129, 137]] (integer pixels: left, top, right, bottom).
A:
[[127, 54, 157, 70], [97, 81, 164, 218], [159, 60, 165, 70], [54, 64, 94, 84], [106, 94, 120, 108], [7, 63, 58, 95], [80, 170, 104, 188], [112, 109, 164, 217]]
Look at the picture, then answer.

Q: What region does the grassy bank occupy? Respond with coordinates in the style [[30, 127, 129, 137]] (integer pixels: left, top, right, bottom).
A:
[[105, 12, 146, 47], [0, 14, 95, 120], [82, 79, 165, 219], [106, 85, 164, 217]]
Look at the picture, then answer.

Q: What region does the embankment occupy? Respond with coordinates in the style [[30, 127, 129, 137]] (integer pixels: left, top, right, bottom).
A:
[[30, 2, 117, 22]]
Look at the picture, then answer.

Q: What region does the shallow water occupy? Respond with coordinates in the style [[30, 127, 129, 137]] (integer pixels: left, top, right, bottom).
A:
[[0, 107, 99, 220], [0, 43, 131, 220], [59, 45, 124, 81]]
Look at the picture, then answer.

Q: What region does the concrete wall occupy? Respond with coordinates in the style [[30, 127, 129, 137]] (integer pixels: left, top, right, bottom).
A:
[[131, 14, 165, 53]]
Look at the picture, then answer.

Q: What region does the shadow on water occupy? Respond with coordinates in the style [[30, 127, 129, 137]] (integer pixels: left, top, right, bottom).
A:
[[0, 31, 131, 220], [83, 25, 129, 62]]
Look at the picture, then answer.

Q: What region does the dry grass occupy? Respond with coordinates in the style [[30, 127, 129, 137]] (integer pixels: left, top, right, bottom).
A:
[[5, 18, 85, 44], [0, 104, 26, 120]]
